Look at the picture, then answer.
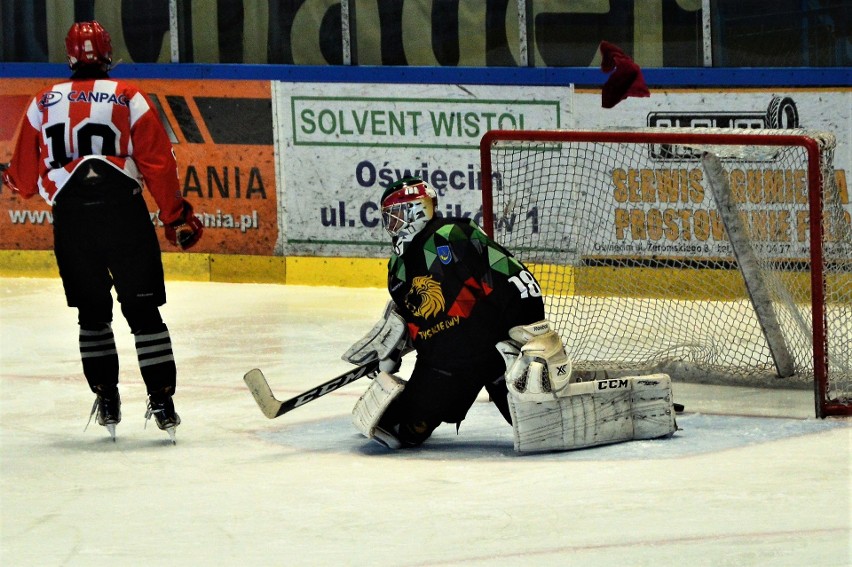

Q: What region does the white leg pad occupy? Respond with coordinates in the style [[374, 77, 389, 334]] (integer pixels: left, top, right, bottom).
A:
[[352, 371, 405, 441], [508, 374, 676, 453], [632, 375, 678, 440]]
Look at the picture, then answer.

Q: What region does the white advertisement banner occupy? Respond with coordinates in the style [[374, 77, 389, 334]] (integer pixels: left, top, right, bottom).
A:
[[273, 82, 573, 257], [274, 84, 849, 262], [566, 90, 851, 261]]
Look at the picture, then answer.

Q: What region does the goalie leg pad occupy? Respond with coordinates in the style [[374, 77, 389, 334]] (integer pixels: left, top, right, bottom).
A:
[[508, 374, 676, 453], [352, 371, 405, 447], [508, 381, 633, 453], [631, 375, 678, 440]]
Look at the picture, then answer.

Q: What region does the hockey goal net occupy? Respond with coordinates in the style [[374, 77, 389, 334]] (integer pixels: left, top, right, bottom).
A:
[[480, 128, 851, 418]]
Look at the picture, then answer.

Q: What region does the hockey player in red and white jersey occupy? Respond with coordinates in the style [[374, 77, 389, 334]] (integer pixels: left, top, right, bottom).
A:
[[1, 21, 203, 443]]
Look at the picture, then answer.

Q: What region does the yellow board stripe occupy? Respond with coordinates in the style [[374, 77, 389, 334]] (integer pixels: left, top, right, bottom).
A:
[[1, 250, 848, 302], [0, 250, 387, 288]]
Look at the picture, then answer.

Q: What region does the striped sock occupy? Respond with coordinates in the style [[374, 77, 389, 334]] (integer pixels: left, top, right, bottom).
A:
[[134, 325, 177, 395], [79, 323, 119, 392]]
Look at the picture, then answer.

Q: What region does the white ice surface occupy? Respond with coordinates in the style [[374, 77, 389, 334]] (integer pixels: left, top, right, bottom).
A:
[[1, 278, 849, 566]]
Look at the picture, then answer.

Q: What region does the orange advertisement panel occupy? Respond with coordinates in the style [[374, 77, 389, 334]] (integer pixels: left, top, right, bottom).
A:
[[0, 78, 277, 255]]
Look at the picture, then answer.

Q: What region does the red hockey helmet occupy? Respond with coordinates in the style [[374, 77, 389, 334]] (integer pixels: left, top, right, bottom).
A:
[[65, 21, 112, 70], [380, 177, 438, 254]]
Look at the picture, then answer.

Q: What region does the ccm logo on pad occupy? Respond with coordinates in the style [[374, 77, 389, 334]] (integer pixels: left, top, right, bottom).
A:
[[597, 379, 629, 390]]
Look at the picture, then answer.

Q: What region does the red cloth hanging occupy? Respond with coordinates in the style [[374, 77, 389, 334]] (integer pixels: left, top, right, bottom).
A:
[[599, 41, 650, 108]]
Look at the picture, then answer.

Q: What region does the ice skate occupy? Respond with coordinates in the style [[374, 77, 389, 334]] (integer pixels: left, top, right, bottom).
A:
[[145, 394, 181, 444], [86, 390, 121, 441]]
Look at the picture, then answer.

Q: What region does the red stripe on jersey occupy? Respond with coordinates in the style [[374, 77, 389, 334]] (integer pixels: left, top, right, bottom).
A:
[[4, 77, 185, 225]]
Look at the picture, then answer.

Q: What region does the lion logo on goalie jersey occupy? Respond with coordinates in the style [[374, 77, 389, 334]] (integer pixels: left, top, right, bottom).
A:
[[405, 275, 445, 319]]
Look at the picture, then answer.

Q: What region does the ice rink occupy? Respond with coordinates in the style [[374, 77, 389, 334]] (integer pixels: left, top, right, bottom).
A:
[[1, 276, 849, 566]]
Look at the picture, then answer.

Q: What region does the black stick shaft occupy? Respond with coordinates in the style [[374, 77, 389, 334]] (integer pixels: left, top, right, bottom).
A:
[[244, 360, 380, 419]]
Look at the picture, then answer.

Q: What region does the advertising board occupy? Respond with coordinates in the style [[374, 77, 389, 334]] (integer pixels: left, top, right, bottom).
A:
[[0, 79, 277, 255]]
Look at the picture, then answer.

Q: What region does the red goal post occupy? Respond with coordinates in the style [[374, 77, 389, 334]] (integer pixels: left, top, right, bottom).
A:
[[479, 128, 851, 418]]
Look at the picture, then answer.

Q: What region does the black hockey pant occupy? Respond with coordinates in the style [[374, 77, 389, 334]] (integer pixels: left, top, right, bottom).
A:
[[378, 358, 512, 447], [52, 172, 176, 398]]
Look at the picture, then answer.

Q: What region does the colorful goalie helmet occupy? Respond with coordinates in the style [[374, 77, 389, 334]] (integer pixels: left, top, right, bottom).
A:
[[380, 177, 438, 255], [66, 21, 113, 70]]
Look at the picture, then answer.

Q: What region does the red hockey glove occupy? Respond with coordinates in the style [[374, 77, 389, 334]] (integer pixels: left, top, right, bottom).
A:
[[165, 201, 203, 250]]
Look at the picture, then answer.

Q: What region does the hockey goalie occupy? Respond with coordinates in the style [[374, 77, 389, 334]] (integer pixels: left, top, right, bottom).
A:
[[344, 177, 678, 453]]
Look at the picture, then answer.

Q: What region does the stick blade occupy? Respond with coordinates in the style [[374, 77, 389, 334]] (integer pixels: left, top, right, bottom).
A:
[[244, 368, 283, 419]]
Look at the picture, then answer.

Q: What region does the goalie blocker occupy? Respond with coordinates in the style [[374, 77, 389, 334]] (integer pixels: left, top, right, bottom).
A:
[[343, 301, 411, 372]]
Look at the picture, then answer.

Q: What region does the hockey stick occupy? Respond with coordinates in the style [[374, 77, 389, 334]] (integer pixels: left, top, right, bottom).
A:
[[244, 359, 380, 419]]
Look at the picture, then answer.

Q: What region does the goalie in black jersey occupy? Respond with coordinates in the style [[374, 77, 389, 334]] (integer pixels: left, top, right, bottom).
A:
[[347, 177, 678, 452], [345, 177, 572, 449]]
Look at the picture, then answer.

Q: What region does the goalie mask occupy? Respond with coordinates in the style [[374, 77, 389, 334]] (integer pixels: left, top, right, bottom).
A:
[[380, 178, 438, 255], [66, 21, 113, 70]]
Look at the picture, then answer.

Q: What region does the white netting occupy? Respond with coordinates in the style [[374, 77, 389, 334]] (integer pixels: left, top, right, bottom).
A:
[[485, 128, 851, 417]]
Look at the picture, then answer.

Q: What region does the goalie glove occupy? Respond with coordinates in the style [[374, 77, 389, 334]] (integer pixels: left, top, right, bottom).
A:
[[379, 344, 406, 374], [165, 201, 203, 250], [343, 301, 412, 369], [498, 320, 572, 402]]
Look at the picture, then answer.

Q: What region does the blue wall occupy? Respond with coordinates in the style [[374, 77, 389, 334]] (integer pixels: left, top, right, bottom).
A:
[[1, 63, 849, 87]]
